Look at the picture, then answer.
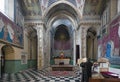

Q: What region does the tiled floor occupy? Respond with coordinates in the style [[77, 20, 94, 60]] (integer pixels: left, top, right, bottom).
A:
[[0, 67, 81, 82]]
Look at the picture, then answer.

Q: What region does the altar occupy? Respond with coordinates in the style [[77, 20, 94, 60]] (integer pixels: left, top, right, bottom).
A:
[[54, 58, 70, 65], [51, 64, 74, 71]]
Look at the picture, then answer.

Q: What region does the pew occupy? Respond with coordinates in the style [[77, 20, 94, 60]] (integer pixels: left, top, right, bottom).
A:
[[89, 78, 120, 82]]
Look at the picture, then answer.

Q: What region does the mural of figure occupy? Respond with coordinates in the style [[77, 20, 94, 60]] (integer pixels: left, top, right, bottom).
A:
[[110, 41, 114, 56], [8, 25, 15, 40], [60, 52, 64, 58], [0, 12, 23, 46], [106, 43, 111, 58], [3, 25, 8, 40], [0, 18, 4, 39], [3, 24, 15, 42]]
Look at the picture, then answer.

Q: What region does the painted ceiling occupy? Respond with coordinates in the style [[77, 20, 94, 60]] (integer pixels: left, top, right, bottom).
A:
[[20, 0, 85, 16], [83, 0, 107, 15], [20, 0, 107, 18]]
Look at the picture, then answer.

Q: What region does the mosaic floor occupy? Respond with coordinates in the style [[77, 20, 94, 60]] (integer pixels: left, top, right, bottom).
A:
[[0, 67, 81, 82]]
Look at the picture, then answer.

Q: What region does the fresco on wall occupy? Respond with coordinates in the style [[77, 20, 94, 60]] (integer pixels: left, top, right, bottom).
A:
[[22, 0, 41, 16], [15, 0, 24, 28], [54, 40, 71, 50], [106, 42, 111, 58], [47, 0, 77, 8], [98, 15, 120, 65], [0, 12, 23, 47]]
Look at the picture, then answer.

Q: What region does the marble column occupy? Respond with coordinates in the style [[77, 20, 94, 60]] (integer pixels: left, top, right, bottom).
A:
[[73, 30, 76, 65], [79, 27, 82, 59], [35, 24, 44, 70], [81, 27, 88, 58]]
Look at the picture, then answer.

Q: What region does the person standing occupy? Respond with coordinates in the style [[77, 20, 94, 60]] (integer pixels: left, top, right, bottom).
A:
[[80, 58, 87, 82], [86, 58, 93, 79], [80, 58, 93, 82]]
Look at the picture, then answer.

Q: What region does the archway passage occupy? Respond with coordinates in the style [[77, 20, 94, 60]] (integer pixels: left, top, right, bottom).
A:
[[1, 45, 14, 75], [50, 18, 74, 64], [86, 28, 97, 59], [42, 2, 80, 67]]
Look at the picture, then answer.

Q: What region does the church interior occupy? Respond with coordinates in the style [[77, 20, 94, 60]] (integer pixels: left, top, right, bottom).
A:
[[0, 0, 120, 82]]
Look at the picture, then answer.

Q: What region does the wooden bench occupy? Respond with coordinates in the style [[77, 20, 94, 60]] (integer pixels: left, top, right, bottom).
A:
[[89, 78, 120, 82]]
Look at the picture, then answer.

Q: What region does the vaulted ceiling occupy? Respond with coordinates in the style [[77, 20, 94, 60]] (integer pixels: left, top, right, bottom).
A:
[[83, 0, 107, 15], [20, 0, 41, 16], [20, 0, 107, 18], [19, 0, 108, 36]]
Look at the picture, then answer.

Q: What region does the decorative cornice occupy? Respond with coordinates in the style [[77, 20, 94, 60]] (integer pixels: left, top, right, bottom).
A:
[[82, 15, 100, 20], [79, 20, 101, 26], [24, 16, 42, 20], [24, 22, 44, 27]]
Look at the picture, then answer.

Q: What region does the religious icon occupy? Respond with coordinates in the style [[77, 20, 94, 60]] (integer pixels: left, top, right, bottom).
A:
[[60, 52, 64, 58]]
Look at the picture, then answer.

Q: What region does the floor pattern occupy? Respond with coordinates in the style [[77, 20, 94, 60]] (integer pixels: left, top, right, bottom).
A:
[[47, 71, 76, 77], [0, 67, 81, 82]]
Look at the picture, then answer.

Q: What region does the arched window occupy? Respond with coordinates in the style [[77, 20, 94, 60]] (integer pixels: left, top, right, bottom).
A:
[[0, 0, 14, 21], [0, 0, 5, 13]]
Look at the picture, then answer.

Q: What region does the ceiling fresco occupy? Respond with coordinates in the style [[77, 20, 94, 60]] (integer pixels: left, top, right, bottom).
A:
[[20, 0, 107, 20], [83, 0, 107, 15], [21, 0, 41, 16], [20, 0, 85, 17]]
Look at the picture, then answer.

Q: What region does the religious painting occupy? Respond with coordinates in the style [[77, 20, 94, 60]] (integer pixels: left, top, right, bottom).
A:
[[22, 0, 41, 16], [0, 12, 23, 47], [98, 15, 120, 66], [106, 42, 112, 58], [15, 0, 24, 27], [0, 18, 4, 39]]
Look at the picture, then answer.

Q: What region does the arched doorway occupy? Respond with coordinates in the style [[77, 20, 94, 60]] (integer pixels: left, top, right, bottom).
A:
[[1, 47, 5, 77], [86, 28, 97, 59], [53, 24, 72, 62], [1, 45, 14, 75], [44, 2, 80, 66], [54, 25, 71, 52], [50, 19, 74, 65]]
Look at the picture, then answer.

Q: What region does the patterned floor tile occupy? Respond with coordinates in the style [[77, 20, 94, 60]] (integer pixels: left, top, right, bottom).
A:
[[0, 67, 81, 82]]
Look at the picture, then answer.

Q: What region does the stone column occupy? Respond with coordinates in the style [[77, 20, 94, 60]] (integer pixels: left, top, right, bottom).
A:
[[81, 27, 88, 58], [36, 24, 44, 70], [79, 27, 82, 59], [73, 30, 76, 65]]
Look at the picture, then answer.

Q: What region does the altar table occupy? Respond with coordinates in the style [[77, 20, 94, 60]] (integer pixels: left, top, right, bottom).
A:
[[54, 58, 70, 65]]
